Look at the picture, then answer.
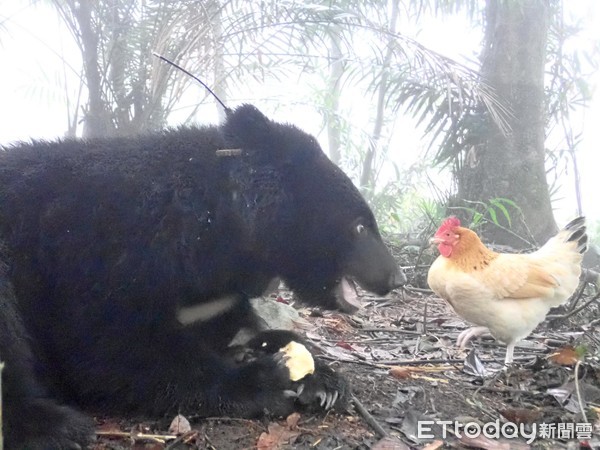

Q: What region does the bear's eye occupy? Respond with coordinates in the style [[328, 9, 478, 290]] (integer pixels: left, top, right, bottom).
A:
[[356, 223, 366, 234]]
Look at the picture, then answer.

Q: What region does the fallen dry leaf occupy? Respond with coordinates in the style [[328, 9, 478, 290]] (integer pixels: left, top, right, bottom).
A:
[[286, 412, 301, 429], [500, 408, 541, 425], [389, 366, 413, 379], [131, 443, 164, 450], [389, 366, 450, 382], [256, 422, 300, 450], [336, 341, 355, 351], [371, 436, 410, 449], [400, 409, 437, 445], [411, 374, 448, 384], [322, 315, 351, 333], [547, 346, 583, 366], [95, 419, 123, 433], [323, 345, 355, 361], [421, 440, 444, 450], [168, 414, 191, 434], [458, 433, 530, 450], [463, 349, 489, 377]]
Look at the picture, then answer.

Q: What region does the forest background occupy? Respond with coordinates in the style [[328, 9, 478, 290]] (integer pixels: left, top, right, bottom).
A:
[[1, 0, 599, 250]]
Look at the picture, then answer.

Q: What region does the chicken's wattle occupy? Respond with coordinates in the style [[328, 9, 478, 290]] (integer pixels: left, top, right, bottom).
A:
[[438, 243, 453, 258]]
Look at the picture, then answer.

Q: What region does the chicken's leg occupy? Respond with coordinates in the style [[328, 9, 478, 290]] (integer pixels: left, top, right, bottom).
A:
[[456, 326, 489, 349], [504, 343, 515, 365]]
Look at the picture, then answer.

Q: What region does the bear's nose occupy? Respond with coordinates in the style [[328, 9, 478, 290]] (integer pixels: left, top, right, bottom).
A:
[[389, 268, 406, 288]]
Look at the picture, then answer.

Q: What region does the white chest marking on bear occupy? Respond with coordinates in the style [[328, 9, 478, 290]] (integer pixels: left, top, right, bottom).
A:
[[176, 295, 238, 326]]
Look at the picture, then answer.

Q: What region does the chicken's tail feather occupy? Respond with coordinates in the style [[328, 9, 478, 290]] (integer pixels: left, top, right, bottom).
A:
[[563, 216, 588, 254]]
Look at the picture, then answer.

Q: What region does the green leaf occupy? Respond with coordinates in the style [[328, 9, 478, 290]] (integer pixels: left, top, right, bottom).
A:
[[488, 207, 498, 225], [489, 199, 512, 226]]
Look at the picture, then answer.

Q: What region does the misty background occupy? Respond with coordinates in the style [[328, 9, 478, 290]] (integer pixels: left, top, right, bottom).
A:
[[1, 0, 599, 251]]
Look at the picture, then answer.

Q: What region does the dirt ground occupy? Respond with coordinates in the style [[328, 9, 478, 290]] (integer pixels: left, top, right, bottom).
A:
[[92, 246, 600, 450]]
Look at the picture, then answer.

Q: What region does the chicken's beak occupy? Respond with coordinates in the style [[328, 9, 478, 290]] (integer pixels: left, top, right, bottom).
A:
[[429, 237, 443, 246]]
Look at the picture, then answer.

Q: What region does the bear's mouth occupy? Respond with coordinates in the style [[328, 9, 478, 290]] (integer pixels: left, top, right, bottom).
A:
[[334, 277, 361, 313]]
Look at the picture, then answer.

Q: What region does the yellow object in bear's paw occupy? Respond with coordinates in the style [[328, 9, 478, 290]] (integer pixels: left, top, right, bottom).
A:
[[281, 341, 315, 381]]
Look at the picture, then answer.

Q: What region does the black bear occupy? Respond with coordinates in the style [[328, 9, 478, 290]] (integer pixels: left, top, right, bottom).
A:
[[0, 104, 403, 449]]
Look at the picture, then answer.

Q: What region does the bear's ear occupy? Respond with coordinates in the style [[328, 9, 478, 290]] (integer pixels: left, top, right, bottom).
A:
[[222, 104, 272, 150], [221, 103, 322, 167]]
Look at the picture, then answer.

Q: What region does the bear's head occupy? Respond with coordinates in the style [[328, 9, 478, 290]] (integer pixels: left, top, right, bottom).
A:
[[222, 105, 405, 309]]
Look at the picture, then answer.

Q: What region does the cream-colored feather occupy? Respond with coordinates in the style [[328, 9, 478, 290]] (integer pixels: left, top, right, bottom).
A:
[[427, 216, 587, 364]]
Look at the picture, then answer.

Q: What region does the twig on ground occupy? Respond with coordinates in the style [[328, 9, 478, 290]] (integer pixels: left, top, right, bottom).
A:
[[547, 292, 600, 320], [566, 279, 588, 312], [412, 335, 421, 356], [361, 296, 402, 303], [465, 384, 543, 395], [381, 355, 537, 365], [165, 431, 200, 450], [574, 360, 588, 424], [320, 355, 388, 369], [327, 355, 459, 367], [96, 430, 176, 443], [465, 395, 503, 423], [422, 299, 428, 336], [336, 337, 403, 344], [588, 317, 600, 327], [402, 286, 434, 295], [351, 394, 388, 439], [582, 268, 600, 287], [360, 327, 423, 335]]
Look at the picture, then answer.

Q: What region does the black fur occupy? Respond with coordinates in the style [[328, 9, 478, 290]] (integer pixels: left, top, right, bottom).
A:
[[0, 104, 401, 448]]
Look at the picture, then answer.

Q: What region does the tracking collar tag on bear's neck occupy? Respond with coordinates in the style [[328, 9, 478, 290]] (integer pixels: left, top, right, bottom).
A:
[[215, 148, 242, 157], [176, 295, 239, 326]]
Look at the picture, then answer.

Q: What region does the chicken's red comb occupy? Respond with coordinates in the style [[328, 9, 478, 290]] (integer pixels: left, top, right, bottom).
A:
[[438, 216, 461, 232]]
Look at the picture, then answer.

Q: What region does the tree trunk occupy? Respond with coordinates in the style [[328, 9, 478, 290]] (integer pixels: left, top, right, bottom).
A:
[[326, 31, 343, 165], [72, 1, 114, 138], [456, 0, 556, 248], [210, 0, 228, 122], [359, 0, 399, 190]]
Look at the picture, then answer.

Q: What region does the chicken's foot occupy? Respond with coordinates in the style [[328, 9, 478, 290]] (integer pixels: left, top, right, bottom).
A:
[[457, 326, 489, 348]]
